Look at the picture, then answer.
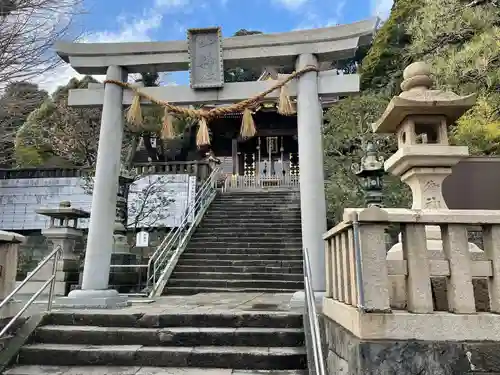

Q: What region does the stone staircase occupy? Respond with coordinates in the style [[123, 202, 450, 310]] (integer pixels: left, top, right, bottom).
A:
[[165, 191, 304, 295], [6, 310, 307, 374]]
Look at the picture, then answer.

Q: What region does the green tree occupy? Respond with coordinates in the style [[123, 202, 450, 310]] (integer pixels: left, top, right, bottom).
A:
[[323, 94, 411, 222], [0, 82, 48, 166], [405, 0, 500, 155], [14, 76, 132, 167], [224, 29, 264, 83], [360, 0, 424, 94]]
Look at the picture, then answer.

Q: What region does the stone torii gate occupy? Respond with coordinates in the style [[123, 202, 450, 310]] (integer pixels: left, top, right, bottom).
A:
[[55, 19, 377, 307]]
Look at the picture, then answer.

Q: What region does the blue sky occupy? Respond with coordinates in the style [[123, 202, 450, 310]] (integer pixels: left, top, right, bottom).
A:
[[40, 0, 393, 92]]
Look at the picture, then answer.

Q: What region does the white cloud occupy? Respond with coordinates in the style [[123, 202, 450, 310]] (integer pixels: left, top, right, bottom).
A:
[[154, 0, 190, 7], [294, 0, 345, 30], [33, 1, 190, 93], [274, 0, 309, 10], [372, 0, 393, 19]]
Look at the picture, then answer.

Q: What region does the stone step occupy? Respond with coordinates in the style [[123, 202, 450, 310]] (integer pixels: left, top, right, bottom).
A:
[[174, 265, 303, 274], [204, 213, 300, 219], [202, 218, 301, 224], [170, 272, 303, 282], [189, 239, 301, 246], [197, 225, 302, 231], [208, 206, 300, 212], [216, 197, 299, 202], [34, 325, 305, 347], [191, 232, 302, 239], [164, 286, 300, 295], [5, 366, 308, 375], [218, 193, 299, 198], [18, 344, 307, 369], [187, 244, 301, 251], [187, 244, 302, 251], [167, 279, 303, 290], [189, 238, 302, 244], [176, 259, 303, 267], [181, 253, 303, 261], [42, 312, 303, 328], [180, 248, 303, 255]]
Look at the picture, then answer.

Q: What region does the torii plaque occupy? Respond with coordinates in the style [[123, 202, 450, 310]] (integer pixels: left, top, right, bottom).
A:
[[187, 27, 224, 89]]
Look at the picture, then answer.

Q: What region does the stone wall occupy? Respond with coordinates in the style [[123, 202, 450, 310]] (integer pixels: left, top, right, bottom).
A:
[[322, 315, 500, 375]]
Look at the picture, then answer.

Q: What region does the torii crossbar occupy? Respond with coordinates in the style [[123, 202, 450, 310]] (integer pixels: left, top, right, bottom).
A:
[[54, 19, 377, 308]]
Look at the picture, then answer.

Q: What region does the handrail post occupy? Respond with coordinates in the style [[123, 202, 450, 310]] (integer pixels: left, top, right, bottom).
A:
[[303, 247, 326, 375]]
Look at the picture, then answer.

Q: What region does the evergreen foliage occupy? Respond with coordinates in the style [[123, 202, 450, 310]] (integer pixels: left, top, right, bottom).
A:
[[360, 0, 424, 95]]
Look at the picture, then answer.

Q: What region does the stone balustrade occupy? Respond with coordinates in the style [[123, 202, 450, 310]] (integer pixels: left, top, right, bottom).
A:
[[132, 161, 212, 180], [322, 206, 500, 341]]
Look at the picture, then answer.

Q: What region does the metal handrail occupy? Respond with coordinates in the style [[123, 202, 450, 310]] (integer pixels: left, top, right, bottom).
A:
[[303, 247, 326, 375], [145, 167, 220, 296], [0, 245, 62, 338]]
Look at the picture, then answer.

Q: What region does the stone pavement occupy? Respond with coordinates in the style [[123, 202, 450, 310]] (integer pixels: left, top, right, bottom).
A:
[[51, 292, 301, 315], [6, 367, 307, 374]]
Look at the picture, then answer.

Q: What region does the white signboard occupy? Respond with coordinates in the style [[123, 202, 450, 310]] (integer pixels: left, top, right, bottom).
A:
[[135, 231, 150, 247], [186, 176, 197, 223]]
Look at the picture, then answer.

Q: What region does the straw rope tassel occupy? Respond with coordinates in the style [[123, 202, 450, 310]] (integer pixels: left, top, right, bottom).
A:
[[196, 117, 210, 147], [277, 82, 295, 116], [240, 108, 256, 139], [160, 108, 175, 140], [127, 93, 143, 128]]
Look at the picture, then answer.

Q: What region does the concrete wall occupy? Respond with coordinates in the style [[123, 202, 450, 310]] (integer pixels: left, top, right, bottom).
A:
[[322, 315, 500, 375]]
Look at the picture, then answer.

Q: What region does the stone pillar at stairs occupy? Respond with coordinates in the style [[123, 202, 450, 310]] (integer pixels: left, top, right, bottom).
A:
[[0, 230, 25, 318], [34, 201, 89, 299]]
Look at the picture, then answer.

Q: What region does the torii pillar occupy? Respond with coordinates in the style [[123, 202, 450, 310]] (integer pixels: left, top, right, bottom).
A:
[[58, 65, 130, 308]]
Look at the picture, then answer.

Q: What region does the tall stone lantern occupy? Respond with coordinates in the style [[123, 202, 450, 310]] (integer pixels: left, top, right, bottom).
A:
[[372, 61, 480, 256]]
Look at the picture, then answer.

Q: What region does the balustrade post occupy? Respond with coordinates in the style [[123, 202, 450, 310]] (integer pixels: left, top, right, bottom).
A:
[[347, 228, 358, 305], [0, 231, 25, 302], [355, 208, 391, 312], [482, 224, 500, 313], [441, 224, 476, 314], [324, 238, 333, 298], [402, 223, 434, 313], [334, 234, 344, 302], [340, 231, 353, 305]]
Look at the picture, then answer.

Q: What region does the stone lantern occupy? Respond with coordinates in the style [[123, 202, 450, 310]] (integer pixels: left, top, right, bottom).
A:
[[372, 62, 481, 255], [113, 172, 134, 254], [35, 201, 90, 297], [352, 141, 385, 208], [109, 170, 140, 293], [373, 62, 475, 211], [372, 61, 483, 308]]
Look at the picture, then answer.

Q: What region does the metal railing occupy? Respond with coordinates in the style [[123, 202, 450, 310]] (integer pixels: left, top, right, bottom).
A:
[[145, 167, 220, 297], [224, 174, 300, 190], [0, 245, 62, 338], [303, 247, 326, 375]]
